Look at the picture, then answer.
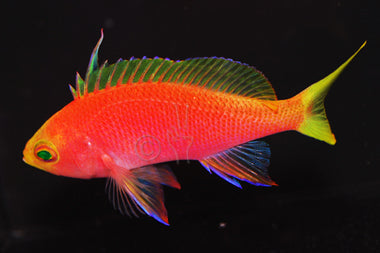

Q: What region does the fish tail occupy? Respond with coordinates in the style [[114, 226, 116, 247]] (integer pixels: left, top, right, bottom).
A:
[[297, 41, 366, 145]]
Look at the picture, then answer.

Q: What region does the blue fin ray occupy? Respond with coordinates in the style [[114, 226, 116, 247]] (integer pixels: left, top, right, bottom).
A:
[[200, 140, 277, 187], [102, 154, 180, 225]]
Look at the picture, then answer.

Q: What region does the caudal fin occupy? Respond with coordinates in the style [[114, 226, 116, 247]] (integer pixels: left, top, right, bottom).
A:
[[297, 41, 366, 145]]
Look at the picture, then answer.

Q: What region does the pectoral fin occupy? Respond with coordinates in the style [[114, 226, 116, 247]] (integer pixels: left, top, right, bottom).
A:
[[102, 154, 180, 225]]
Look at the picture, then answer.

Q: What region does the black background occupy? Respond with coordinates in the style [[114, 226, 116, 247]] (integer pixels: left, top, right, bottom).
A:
[[1, 0, 379, 252]]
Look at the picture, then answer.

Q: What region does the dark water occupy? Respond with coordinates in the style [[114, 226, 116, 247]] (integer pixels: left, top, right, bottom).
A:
[[1, 0, 379, 252]]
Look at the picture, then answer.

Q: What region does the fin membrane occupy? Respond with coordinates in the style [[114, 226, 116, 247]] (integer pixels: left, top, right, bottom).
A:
[[102, 154, 180, 225], [297, 41, 366, 145], [200, 140, 277, 187], [72, 31, 277, 101]]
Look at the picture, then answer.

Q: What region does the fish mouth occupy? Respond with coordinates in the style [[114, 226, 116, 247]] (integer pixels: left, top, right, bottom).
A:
[[23, 147, 30, 163], [22, 154, 33, 167], [22, 148, 36, 168], [22, 154, 48, 172]]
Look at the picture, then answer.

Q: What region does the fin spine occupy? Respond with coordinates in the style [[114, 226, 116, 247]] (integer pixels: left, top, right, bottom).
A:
[[71, 31, 277, 101]]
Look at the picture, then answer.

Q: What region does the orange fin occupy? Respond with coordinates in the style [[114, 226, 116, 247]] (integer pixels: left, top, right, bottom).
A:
[[200, 140, 277, 187], [102, 154, 180, 225]]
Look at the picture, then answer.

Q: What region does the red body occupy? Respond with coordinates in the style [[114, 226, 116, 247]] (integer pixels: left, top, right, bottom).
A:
[[42, 82, 303, 178]]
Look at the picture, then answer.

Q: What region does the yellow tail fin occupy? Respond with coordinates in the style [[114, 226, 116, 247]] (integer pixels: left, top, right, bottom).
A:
[[298, 41, 366, 145]]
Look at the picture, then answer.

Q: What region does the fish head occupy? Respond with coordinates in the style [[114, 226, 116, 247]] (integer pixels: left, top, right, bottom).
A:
[[23, 119, 65, 176], [23, 114, 105, 179]]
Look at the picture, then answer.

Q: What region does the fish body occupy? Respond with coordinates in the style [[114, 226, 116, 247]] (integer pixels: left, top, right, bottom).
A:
[[40, 83, 300, 176], [23, 31, 365, 225]]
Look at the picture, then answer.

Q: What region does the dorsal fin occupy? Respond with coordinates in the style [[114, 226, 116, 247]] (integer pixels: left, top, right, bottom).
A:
[[72, 31, 277, 101]]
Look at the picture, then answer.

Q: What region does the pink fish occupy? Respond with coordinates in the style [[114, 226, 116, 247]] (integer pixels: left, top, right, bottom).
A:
[[23, 31, 366, 224]]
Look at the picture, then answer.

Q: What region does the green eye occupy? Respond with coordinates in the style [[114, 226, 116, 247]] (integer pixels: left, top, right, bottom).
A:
[[37, 150, 52, 161], [34, 142, 58, 163]]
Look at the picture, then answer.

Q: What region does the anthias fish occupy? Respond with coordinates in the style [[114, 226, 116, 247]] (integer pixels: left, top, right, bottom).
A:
[[23, 30, 365, 225]]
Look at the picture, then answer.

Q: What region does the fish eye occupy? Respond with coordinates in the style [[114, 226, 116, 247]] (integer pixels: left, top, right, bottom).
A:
[[37, 150, 52, 161], [34, 141, 58, 163]]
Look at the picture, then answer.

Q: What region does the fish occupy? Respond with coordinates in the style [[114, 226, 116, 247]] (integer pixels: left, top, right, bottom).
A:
[[22, 30, 366, 225]]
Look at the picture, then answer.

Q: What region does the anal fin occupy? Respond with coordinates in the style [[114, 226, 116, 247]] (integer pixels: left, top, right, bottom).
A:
[[102, 154, 180, 225], [200, 140, 277, 187]]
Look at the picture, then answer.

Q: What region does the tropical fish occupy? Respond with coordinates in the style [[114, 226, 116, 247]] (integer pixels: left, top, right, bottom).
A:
[[22, 30, 366, 225]]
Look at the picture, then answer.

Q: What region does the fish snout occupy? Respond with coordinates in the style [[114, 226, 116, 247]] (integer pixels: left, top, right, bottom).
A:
[[22, 145, 34, 167]]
